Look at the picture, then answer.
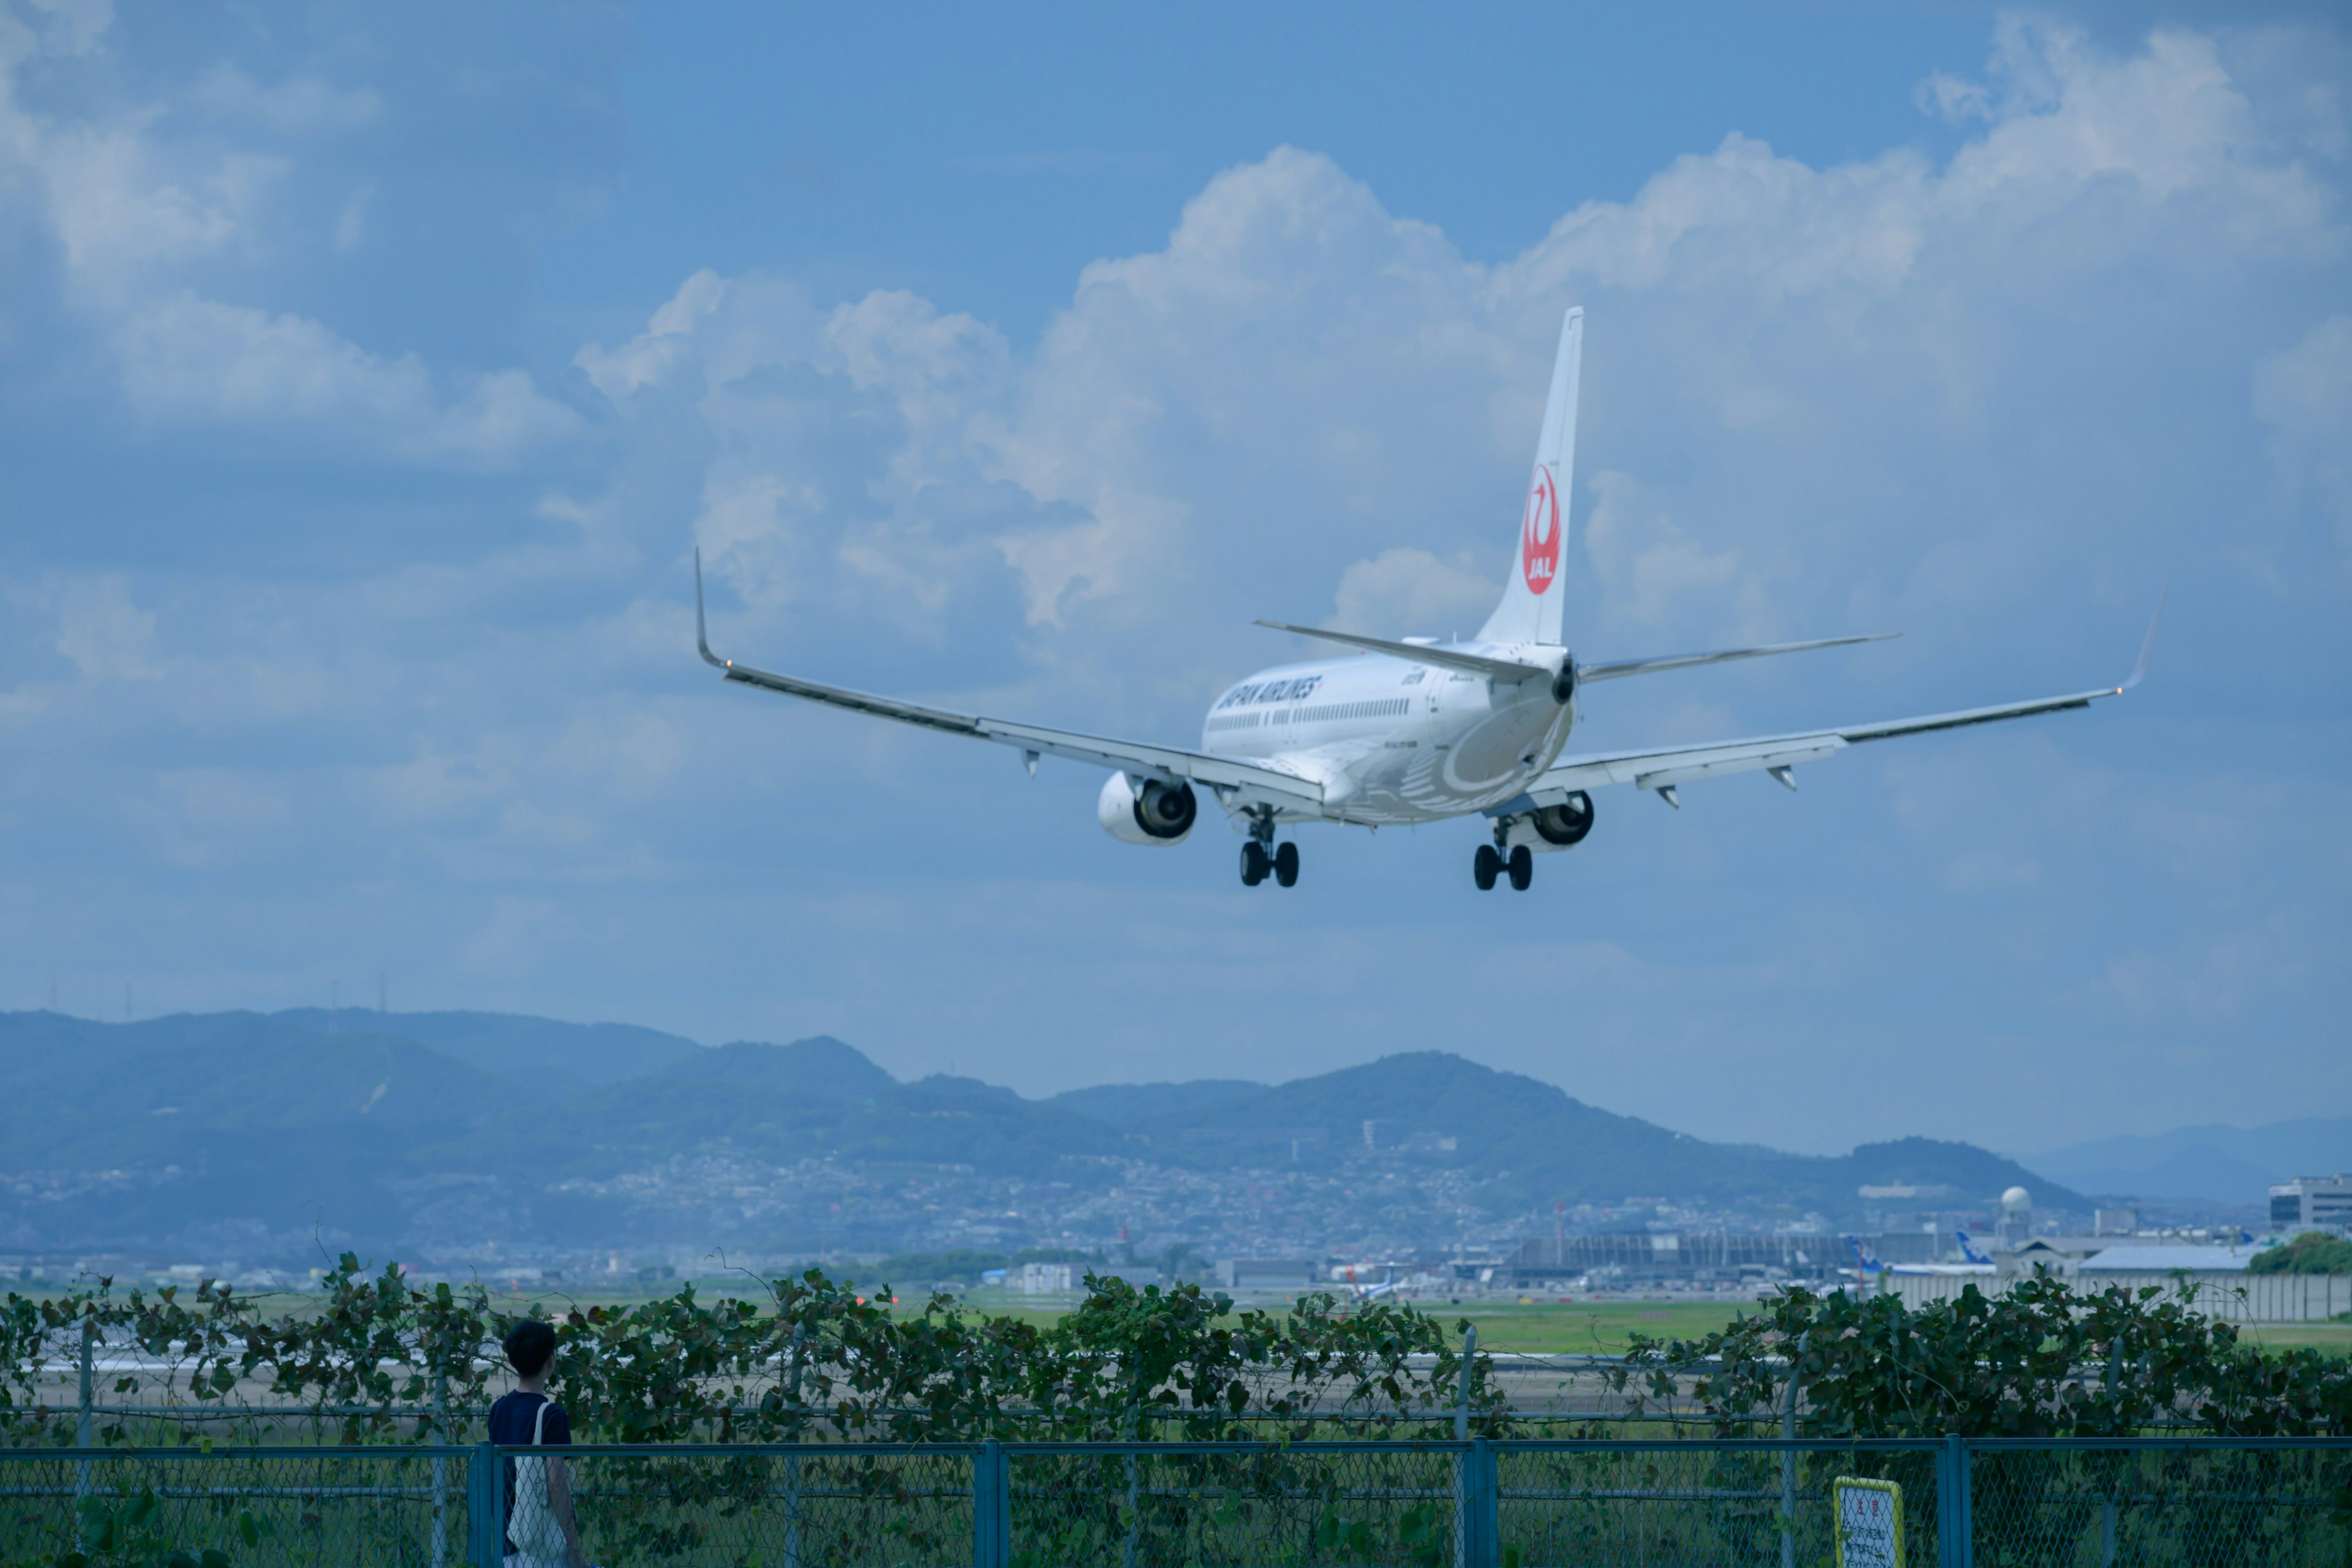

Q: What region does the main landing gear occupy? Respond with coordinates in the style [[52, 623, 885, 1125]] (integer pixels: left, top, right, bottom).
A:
[[1238, 813, 1298, 888], [1473, 834, 1534, 892]]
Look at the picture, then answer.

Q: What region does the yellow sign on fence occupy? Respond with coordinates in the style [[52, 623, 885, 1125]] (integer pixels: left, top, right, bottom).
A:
[[1833, 1476, 1905, 1568]]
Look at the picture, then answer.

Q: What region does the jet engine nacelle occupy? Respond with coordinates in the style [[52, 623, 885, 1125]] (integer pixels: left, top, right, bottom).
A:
[[1098, 772, 1197, 846], [1529, 791, 1595, 847]]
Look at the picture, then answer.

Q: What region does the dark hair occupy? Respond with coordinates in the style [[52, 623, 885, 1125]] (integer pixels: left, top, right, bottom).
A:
[[503, 1319, 556, 1379]]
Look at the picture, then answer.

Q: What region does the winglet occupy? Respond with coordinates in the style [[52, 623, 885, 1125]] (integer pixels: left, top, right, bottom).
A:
[[2120, 586, 2165, 692], [694, 547, 727, 669]]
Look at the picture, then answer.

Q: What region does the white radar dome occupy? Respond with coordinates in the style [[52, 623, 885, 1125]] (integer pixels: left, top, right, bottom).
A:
[[2001, 1186, 2032, 1213]]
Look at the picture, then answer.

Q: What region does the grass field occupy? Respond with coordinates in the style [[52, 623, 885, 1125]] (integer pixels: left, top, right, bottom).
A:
[[952, 1292, 2352, 1359]]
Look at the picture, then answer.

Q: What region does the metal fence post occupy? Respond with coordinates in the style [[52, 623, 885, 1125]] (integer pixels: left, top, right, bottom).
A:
[[974, 1441, 1010, 1568], [1452, 1325, 1480, 1568], [431, 1373, 450, 1568], [73, 1313, 95, 1540], [1935, 1434, 1972, 1568], [1455, 1438, 1497, 1568], [469, 1440, 502, 1568]]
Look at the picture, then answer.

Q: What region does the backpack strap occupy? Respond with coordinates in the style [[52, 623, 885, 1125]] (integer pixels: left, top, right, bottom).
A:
[[532, 1398, 551, 1446]]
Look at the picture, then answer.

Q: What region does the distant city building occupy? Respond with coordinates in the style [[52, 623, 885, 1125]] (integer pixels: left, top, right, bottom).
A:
[[1017, 1262, 1075, 1294], [1857, 1184, 1954, 1201], [2268, 1175, 2352, 1233], [2094, 1206, 2141, 1236], [1217, 1258, 1322, 1290], [1998, 1235, 2160, 1281]]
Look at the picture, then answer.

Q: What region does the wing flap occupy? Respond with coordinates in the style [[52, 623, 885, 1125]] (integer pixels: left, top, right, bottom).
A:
[[1531, 687, 2129, 802]]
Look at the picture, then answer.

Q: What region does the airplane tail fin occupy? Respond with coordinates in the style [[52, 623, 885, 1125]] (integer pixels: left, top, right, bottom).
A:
[[1477, 307, 1581, 648]]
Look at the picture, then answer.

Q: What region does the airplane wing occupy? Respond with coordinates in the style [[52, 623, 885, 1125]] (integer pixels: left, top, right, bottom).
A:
[[1525, 599, 2162, 809], [696, 556, 1324, 812]]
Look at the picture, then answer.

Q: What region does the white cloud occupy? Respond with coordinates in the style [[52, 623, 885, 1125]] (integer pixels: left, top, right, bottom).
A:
[[185, 65, 381, 133], [114, 294, 579, 464], [2074, 918, 2317, 1024], [17, 0, 109, 58], [50, 573, 156, 680], [2255, 313, 2352, 554], [1327, 547, 1500, 638], [332, 186, 369, 252], [576, 18, 2348, 710], [0, 6, 576, 465]]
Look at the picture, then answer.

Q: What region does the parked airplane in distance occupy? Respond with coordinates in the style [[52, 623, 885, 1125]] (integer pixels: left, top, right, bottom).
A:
[[1847, 1235, 1997, 1286], [695, 309, 2158, 890]]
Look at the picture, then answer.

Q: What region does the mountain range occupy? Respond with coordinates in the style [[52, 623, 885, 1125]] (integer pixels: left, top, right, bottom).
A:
[[2024, 1118, 2352, 1204], [0, 1008, 2084, 1264]]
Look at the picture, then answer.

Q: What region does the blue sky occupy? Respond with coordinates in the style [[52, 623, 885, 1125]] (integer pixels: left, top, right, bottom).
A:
[[1, 1, 2346, 1156]]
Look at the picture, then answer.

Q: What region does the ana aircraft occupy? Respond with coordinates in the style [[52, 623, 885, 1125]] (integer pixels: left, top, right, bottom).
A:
[[695, 309, 2157, 890]]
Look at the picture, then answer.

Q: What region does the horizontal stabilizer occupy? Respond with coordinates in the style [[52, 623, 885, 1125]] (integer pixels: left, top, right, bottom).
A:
[[1253, 621, 1553, 683], [1577, 633, 1896, 684]]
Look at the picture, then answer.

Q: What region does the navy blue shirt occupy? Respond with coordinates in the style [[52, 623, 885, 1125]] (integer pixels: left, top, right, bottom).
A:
[[489, 1390, 571, 1552]]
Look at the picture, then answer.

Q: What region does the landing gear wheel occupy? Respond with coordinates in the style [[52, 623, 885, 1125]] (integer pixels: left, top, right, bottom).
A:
[[1507, 844, 1534, 891], [1473, 844, 1501, 891], [1240, 842, 1268, 886], [1273, 842, 1299, 888]]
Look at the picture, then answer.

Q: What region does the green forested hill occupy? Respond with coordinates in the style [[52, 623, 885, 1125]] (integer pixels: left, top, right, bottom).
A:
[[0, 1010, 2079, 1261]]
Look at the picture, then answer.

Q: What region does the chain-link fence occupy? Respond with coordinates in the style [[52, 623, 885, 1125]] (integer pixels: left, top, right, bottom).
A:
[[2, 1436, 2345, 1566], [1498, 1439, 1946, 1566], [1967, 1439, 2352, 1567], [0, 1445, 473, 1568]]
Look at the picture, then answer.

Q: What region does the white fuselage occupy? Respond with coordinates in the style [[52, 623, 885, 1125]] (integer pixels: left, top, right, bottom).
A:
[[1200, 647, 1578, 826]]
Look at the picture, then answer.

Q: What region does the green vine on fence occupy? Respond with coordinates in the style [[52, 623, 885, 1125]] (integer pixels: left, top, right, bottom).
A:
[[13, 1259, 2342, 1448], [1, 1257, 1505, 1446], [1614, 1270, 2352, 1436]]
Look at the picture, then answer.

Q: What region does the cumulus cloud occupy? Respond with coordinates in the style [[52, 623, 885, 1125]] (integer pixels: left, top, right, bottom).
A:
[[1327, 548, 1500, 639], [113, 294, 579, 463], [578, 18, 2346, 732], [0, 2, 577, 464]]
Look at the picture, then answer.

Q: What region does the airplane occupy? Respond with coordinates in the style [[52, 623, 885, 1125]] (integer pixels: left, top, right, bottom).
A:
[[693, 308, 2160, 891], [1845, 1237, 1993, 1291], [1956, 1231, 1996, 1266]]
